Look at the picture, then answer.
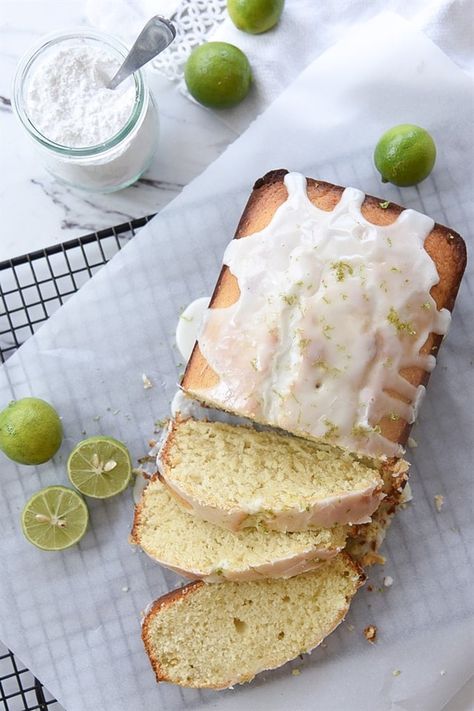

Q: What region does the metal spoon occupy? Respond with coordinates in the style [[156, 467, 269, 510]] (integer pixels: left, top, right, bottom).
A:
[[107, 16, 176, 90]]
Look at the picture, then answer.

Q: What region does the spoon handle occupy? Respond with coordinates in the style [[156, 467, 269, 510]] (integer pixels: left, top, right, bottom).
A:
[[108, 16, 176, 90]]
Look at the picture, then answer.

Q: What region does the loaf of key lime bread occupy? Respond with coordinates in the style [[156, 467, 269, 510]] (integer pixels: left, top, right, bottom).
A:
[[181, 170, 466, 460]]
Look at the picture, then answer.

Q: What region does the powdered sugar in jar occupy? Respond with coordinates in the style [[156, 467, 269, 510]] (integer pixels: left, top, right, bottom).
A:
[[13, 30, 159, 192]]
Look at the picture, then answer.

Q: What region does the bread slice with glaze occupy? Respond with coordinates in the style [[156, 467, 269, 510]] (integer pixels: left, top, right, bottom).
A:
[[158, 418, 406, 531], [141, 553, 365, 689], [131, 475, 348, 582]]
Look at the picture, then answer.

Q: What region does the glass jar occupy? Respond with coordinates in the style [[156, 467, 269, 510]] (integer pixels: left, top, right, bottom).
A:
[[12, 29, 159, 193]]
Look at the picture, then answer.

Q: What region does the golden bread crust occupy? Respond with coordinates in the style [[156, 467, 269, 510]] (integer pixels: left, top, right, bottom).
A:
[[141, 580, 204, 685], [182, 170, 466, 449]]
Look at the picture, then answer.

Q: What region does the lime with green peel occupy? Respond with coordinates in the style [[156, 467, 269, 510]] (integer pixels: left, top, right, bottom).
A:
[[227, 0, 284, 34], [22, 486, 88, 551], [374, 124, 436, 187], [67, 435, 132, 498], [0, 397, 62, 465], [184, 42, 251, 109]]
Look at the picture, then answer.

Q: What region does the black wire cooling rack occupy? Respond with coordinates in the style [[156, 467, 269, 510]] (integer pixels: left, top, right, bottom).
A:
[[0, 214, 153, 710]]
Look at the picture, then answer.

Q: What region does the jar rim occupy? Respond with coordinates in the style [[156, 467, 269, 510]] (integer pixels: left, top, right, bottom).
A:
[[12, 28, 148, 157]]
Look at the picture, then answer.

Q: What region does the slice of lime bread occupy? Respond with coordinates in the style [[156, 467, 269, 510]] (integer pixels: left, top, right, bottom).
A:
[[158, 418, 402, 531], [142, 553, 365, 689], [131, 476, 348, 582]]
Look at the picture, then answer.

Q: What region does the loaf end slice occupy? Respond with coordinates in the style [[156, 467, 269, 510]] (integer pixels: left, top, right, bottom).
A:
[[141, 554, 365, 689]]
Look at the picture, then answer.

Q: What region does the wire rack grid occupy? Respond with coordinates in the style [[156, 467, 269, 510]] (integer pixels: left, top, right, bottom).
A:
[[0, 215, 153, 710]]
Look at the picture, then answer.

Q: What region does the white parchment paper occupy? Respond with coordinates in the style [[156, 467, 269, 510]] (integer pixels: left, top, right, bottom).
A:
[[0, 13, 473, 711]]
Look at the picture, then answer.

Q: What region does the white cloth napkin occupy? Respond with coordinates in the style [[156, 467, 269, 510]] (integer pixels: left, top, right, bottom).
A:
[[85, 0, 182, 36], [86, 0, 474, 134], [208, 0, 474, 131]]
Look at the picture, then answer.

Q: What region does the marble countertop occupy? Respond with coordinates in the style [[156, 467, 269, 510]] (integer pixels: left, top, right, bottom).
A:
[[2, 1, 471, 264], [0, 0, 237, 261]]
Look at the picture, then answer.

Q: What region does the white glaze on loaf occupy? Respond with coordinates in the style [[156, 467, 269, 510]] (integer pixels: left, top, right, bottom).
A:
[[197, 173, 450, 458]]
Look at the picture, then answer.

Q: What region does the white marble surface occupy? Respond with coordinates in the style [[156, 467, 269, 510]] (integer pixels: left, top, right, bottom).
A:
[[0, 0, 237, 261]]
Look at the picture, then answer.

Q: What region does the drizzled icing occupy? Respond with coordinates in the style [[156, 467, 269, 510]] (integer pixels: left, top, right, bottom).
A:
[[197, 173, 450, 458], [175, 296, 209, 362]]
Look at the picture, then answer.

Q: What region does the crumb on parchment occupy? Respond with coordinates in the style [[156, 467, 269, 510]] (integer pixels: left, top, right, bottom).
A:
[[383, 576, 394, 587], [142, 373, 153, 389], [361, 552, 386, 566], [364, 625, 377, 643], [291, 669, 301, 676], [392, 669, 401, 677], [434, 495, 444, 512]]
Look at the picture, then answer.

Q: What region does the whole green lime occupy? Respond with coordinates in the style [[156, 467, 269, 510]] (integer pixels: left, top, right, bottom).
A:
[[227, 0, 284, 34], [0, 397, 63, 465], [184, 42, 252, 109], [374, 124, 436, 187]]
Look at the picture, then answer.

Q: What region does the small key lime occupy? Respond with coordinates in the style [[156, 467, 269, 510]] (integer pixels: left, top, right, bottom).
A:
[[374, 124, 436, 187], [184, 42, 251, 109], [22, 486, 88, 551], [67, 436, 132, 498], [227, 0, 284, 34], [0, 397, 62, 465]]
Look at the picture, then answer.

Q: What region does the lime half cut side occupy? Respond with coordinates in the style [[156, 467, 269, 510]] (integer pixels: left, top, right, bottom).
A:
[[67, 436, 132, 499], [22, 486, 89, 551]]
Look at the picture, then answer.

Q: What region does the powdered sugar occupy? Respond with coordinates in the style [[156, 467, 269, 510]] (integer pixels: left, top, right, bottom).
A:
[[26, 45, 135, 148]]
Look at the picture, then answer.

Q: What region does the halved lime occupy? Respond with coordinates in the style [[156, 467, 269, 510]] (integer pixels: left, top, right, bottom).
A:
[[22, 486, 88, 551], [67, 436, 132, 498]]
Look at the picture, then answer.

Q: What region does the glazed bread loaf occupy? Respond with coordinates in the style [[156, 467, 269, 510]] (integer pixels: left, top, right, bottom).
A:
[[182, 170, 466, 460], [158, 418, 392, 531], [142, 554, 365, 689], [131, 476, 347, 581]]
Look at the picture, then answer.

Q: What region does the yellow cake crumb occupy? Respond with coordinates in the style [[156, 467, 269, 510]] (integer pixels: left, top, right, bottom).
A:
[[364, 625, 377, 643]]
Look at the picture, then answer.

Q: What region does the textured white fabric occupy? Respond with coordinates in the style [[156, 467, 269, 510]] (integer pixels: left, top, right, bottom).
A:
[[87, 0, 473, 132], [86, 0, 227, 80], [85, 0, 182, 34], [209, 0, 474, 130]]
